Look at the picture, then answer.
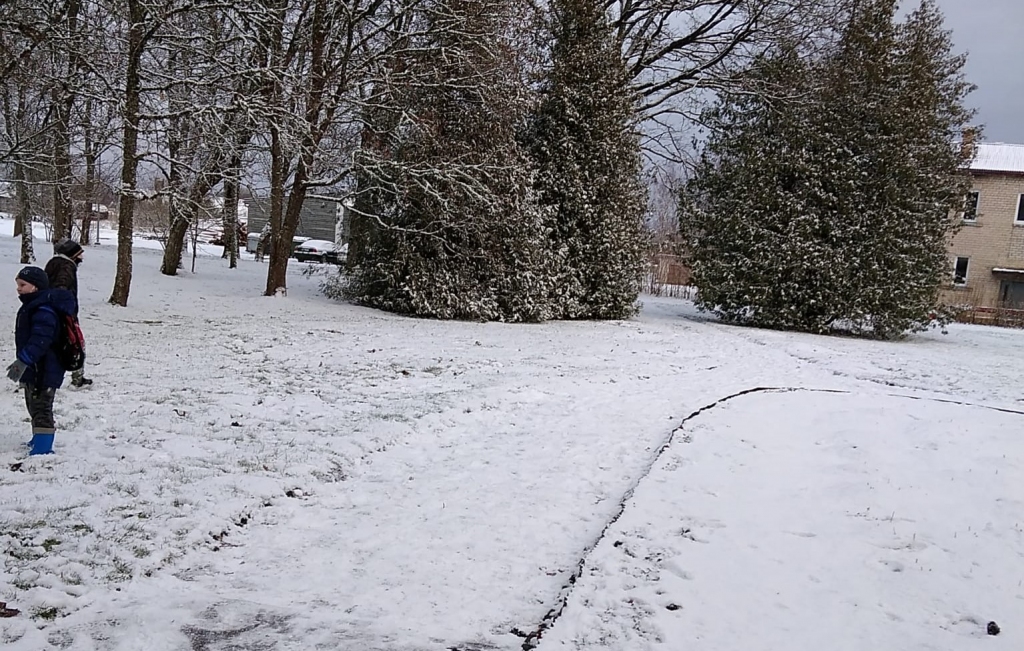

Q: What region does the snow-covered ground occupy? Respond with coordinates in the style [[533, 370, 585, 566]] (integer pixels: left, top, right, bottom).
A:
[[0, 217, 1021, 650]]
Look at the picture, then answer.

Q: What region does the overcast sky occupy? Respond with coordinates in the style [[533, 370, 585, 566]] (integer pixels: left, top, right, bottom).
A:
[[928, 0, 1024, 143]]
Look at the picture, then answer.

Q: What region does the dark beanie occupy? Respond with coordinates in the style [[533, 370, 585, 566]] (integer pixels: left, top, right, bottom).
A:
[[55, 238, 83, 258], [17, 266, 49, 291]]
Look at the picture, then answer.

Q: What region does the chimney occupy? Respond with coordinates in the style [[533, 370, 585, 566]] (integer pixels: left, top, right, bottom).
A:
[[960, 126, 979, 160]]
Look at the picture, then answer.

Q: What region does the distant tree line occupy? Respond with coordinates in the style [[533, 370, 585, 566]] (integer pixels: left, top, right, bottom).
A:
[[4, 0, 914, 326]]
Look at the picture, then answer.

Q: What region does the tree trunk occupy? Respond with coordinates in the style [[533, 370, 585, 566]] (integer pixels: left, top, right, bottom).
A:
[[264, 197, 300, 295], [263, 125, 287, 294], [191, 217, 199, 273], [264, 154, 310, 296], [161, 200, 190, 275], [52, 85, 74, 243], [53, 0, 82, 243], [14, 162, 34, 263], [161, 166, 225, 275], [80, 98, 97, 246], [221, 152, 241, 268], [346, 125, 375, 269], [160, 136, 187, 275], [109, 0, 145, 307], [81, 214, 93, 245]]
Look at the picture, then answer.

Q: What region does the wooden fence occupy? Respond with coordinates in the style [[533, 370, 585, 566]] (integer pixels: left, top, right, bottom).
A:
[[954, 305, 1024, 329], [645, 253, 696, 300]]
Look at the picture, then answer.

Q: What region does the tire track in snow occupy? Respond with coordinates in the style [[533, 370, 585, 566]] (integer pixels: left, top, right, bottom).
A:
[[515, 386, 1024, 650]]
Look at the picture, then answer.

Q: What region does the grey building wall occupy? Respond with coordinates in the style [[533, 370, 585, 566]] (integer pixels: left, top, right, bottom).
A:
[[248, 196, 346, 243]]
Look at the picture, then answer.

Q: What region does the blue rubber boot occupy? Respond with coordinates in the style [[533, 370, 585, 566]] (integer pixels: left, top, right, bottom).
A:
[[29, 433, 54, 456]]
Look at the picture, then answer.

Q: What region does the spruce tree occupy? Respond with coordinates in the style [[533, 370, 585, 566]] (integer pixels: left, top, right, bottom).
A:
[[680, 0, 974, 338], [347, 0, 555, 322], [531, 0, 648, 319]]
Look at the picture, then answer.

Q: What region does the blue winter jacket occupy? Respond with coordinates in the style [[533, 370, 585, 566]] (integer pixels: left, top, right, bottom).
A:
[[15, 288, 78, 388]]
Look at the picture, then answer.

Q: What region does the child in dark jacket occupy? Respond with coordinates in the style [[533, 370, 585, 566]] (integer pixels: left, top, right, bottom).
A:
[[6, 266, 78, 455], [45, 238, 92, 386]]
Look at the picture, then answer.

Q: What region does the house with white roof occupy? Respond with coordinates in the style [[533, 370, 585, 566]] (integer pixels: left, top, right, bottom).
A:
[[942, 141, 1024, 313]]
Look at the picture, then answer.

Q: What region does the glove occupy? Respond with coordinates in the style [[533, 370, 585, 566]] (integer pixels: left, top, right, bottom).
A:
[[6, 360, 28, 383]]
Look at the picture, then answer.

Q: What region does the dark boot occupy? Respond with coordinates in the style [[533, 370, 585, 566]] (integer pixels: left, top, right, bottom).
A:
[[71, 376, 93, 387]]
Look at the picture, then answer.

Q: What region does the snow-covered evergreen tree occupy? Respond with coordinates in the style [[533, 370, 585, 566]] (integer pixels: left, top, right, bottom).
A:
[[530, 0, 648, 319], [345, 0, 556, 322], [680, 0, 974, 339]]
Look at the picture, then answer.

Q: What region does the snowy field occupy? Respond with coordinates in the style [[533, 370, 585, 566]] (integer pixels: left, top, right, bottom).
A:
[[0, 216, 1021, 650]]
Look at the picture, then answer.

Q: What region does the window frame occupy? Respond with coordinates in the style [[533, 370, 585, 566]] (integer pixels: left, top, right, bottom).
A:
[[1016, 194, 1024, 224], [953, 256, 970, 286], [963, 190, 980, 222]]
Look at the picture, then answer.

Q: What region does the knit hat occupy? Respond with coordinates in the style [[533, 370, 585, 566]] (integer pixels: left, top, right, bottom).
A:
[[16, 266, 49, 291], [55, 238, 83, 259]]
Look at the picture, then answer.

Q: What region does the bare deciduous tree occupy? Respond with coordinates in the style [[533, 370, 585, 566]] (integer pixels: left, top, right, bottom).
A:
[[109, 0, 189, 305], [156, 4, 258, 276], [610, 0, 853, 160], [253, 0, 415, 296], [1, 30, 52, 262], [220, 146, 246, 268], [109, 0, 148, 306]]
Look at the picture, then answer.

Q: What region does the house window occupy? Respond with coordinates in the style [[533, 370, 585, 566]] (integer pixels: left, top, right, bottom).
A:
[[963, 191, 979, 222], [1002, 281, 1024, 307], [1016, 194, 1024, 223], [954, 256, 969, 285]]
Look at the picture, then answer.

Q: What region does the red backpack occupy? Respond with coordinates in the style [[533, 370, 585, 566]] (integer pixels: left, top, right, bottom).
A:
[[53, 312, 86, 371]]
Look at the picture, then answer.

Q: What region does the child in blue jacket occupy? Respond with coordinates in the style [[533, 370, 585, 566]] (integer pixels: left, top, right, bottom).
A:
[[6, 267, 78, 455]]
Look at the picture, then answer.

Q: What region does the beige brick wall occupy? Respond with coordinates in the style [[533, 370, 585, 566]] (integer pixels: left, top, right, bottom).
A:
[[940, 171, 1024, 308]]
